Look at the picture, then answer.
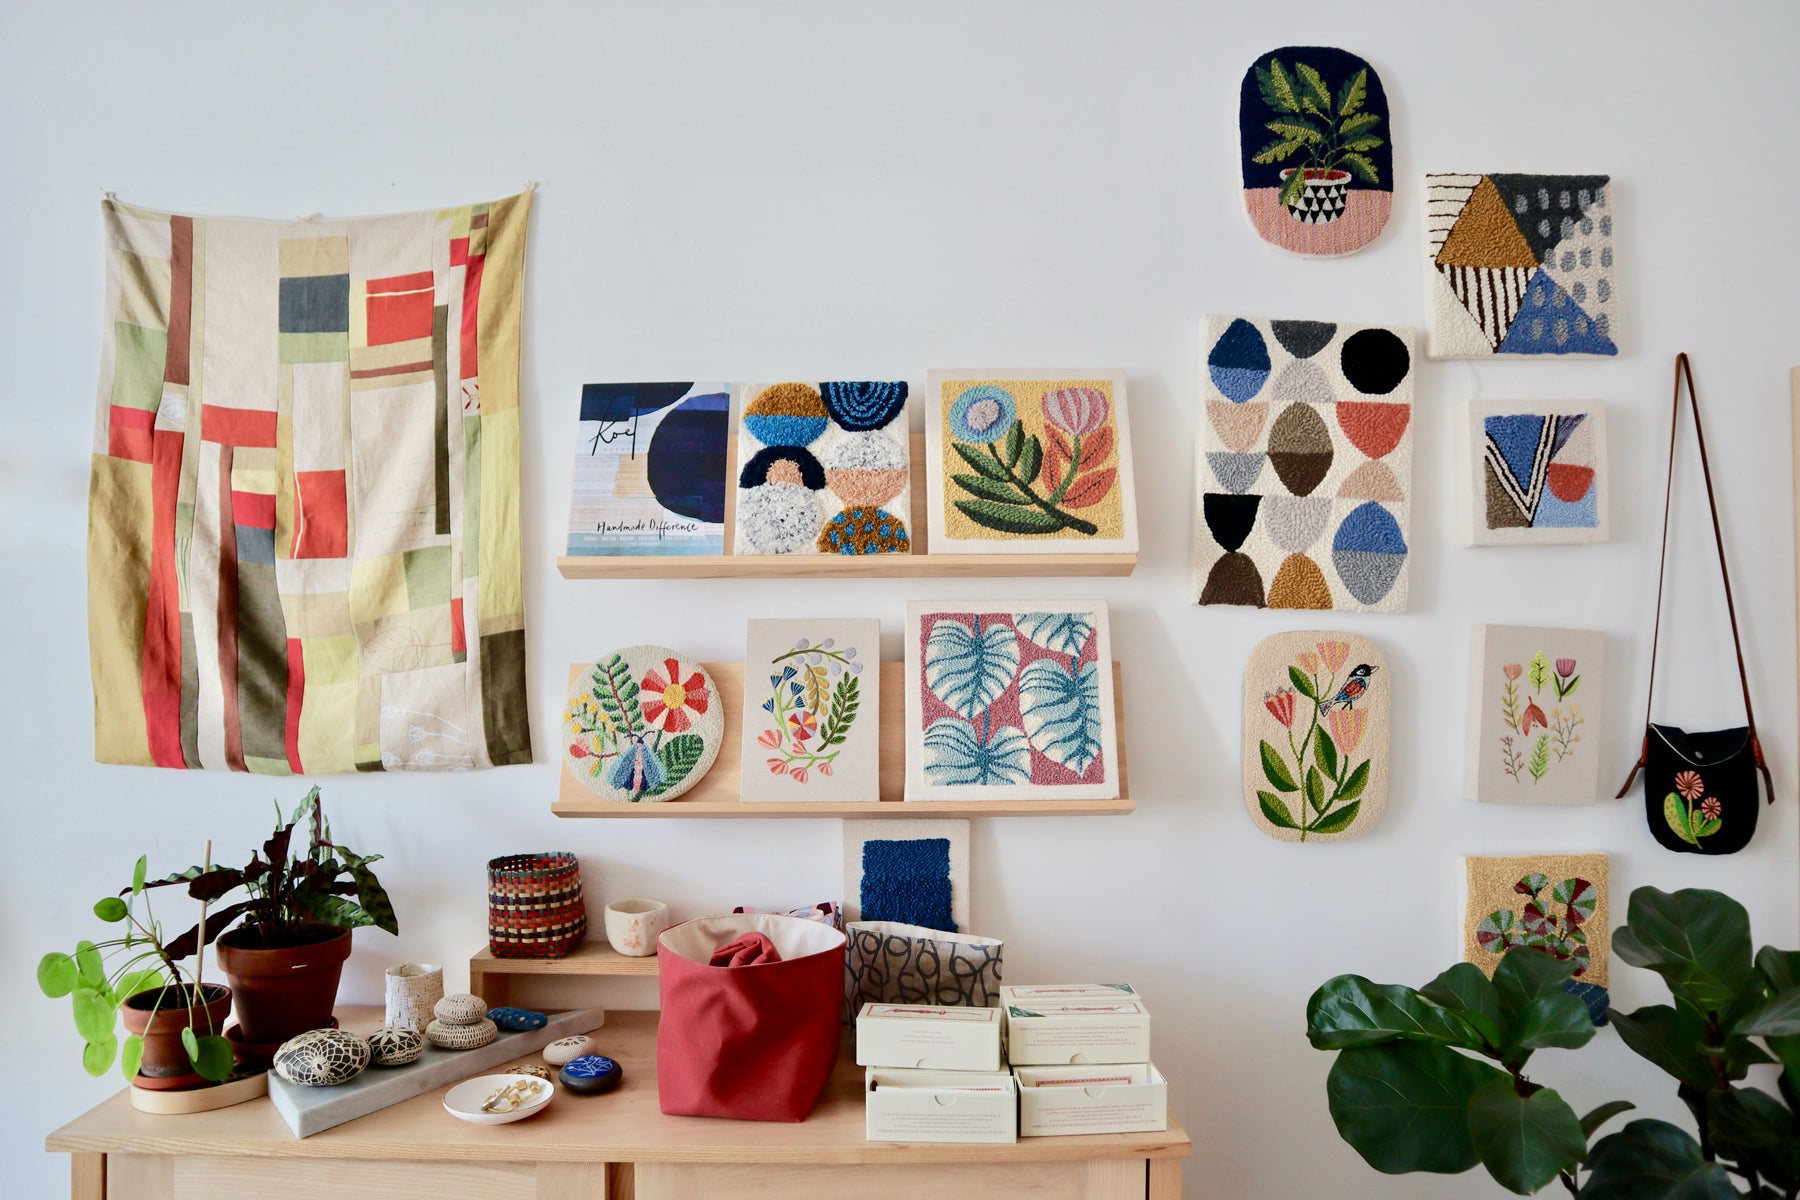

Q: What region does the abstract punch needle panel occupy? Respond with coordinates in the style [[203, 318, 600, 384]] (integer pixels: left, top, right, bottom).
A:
[[904, 600, 1118, 802], [1240, 46, 1393, 257], [1242, 631, 1388, 842], [87, 194, 533, 773], [1193, 316, 1414, 611], [1463, 853, 1610, 1020], [923, 371, 1138, 555], [1457, 400, 1609, 545], [739, 618, 880, 802], [1423, 173, 1617, 358], [843, 818, 970, 932], [733, 382, 911, 556], [567, 383, 730, 556], [1465, 625, 1605, 806]]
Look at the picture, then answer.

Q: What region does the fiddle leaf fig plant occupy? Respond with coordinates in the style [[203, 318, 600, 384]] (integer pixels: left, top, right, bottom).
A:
[[37, 854, 234, 1082], [1307, 886, 1800, 1197]]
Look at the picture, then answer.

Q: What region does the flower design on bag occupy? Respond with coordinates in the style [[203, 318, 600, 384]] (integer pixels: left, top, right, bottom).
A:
[[640, 659, 711, 733], [1497, 649, 1583, 784], [1675, 770, 1704, 801], [1663, 769, 1724, 847], [1700, 797, 1722, 820]]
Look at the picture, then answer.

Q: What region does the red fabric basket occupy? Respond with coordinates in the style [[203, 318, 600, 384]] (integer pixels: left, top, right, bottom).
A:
[[656, 914, 847, 1121]]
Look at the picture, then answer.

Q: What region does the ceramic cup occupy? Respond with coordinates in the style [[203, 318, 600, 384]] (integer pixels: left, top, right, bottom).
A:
[[384, 963, 445, 1032], [604, 899, 670, 957]]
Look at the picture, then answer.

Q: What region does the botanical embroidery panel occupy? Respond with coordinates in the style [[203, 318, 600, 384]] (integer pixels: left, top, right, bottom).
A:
[[88, 193, 532, 773], [739, 618, 880, 803], [1241, 631, 1389, 842], [563, 644, 723, 803], [1465, 625, 1605, 806], [904, 601, 1118, 801], [1463, 853, 1610, 1020]]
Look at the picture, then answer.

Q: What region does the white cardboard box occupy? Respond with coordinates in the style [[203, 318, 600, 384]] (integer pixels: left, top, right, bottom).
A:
[[1001, 983, 1140, 1004], [865, 1068, 1018, 1143], [856, 1002, 1006, 1072], [1003, 995, 1151, 1065], [1015, 1062, 1168, 1137]]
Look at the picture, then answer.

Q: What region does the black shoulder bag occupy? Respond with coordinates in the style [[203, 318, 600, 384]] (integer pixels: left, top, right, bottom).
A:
[[1615, 353, 1774, 854]]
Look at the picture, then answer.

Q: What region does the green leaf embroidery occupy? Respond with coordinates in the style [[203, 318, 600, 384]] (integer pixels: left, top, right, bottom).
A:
[[1528, 651, 1551, 691], [1258, 791, 1300, 829], [951, 473, 1032, 506], [1308, 800, 1361, 835], [1278, 168, 1309, 208], [1336, 68, 1368, 118], [1303, 766, 1327, 815], [1315, 726, 1339, 781], [592, 654, 646, 736], [1003, 420, 1024, 469], [1295, 62, 1333, 115], [1260, 740, 1299, 793], [1016, 434, 1043, 487], [1257, 60, 1300, 113], [952, 498, 1065, 536], [1018, 659, 1103, 774], [643, 734, 707, 799], [1333, 760, 1370, 804], [1527, 735, 1551, 781], [1338, 152, 1380, 185], [951, 440, 1010, 483], [1288, 666, 1318, 701], [1251, 138, 1310, 166], [1263, 118, 1325, 145], [1337, 110, 1380, 138], [816, 674, 859, 748]]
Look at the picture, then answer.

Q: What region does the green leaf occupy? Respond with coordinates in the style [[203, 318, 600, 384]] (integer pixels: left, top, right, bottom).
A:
[[1466, 1079, 1586, 1195], [1333, 760, 1370, 803], [1735, 987, 1800, 1037], [1341, 137, 1385, 154], [1288, 665, 1318, 701], [1259, 741, 1298, 792], [951, 440, 1011, 483], [1277, 168, 1308, 208], [1711, 1086, 1800, 1188], [1003, 419, 1024, 469], [1336, 69, 1369, 117], [1306, 975, 1481, 1050], [71, 988, 116, 1044], [131, 855, 147, 896], [1314, 726, 1339, 781], [1294, 61, 1333, 115], [1580, 1100, 1636, 1140], [348, 863, 399, 935], [1325, 1042, 1505, 1175], [1609, 1005, 1716, 1090], [1257, 791, 1299, 829], [37, 953, 78, 998], [1016, 434, 1043, 486], [1338, 111, 1381, 137], [115, 969, 163, 1004], [119, 1034, 144, 1081], [1493, 951, 1593, 1058], [1582, 1119, 1738, 1199], [1250, 138, 1308, 166], [1307, 801, 1361, 835], [1338, 152, 1380, 185], [193, 1035, 235, 1082], [75, 940, 104, 987], [1613, 886, 1754, 1017], [951, 473, 1032, 506], [1256, 59, 1300, 112], [93, 896, 128, 922], [82, 1037, 118, 1078], [1528, 651, 1551, 691], [1303, 766, 1326, 815], [181, 1026, 199, 1061], [1757, 945, 1800, 993], [643, 733, 707, 799], [952, 498, 1064, 536], [1263, 118, 1325, 145], [1420, 963, 1503, 1050]]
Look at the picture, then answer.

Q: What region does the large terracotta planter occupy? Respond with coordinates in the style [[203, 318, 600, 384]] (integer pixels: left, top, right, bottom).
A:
[[120, 984, 233, 1079], [215, 923, 351, 1048]]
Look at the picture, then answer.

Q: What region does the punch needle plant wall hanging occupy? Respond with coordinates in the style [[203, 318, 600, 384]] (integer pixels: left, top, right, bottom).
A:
[[923, 371, 1139, 555], [739, 618, 880, 803], [904, 601, 1119, 801], [1465, 625, 1605, 806], [1465, 853, 1610, 1022], [1241, 631, 1388, 841], [1239, 47, 1394, 256], [563, 644, 723, 803]]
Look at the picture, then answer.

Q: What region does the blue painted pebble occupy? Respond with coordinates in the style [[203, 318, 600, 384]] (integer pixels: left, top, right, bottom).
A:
[[487, 1006, 548, 1032], [559, 1054, 623, 1095]]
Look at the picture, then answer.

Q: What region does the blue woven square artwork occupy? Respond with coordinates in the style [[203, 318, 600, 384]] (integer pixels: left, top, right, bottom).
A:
[[860, 837, 955, 931]]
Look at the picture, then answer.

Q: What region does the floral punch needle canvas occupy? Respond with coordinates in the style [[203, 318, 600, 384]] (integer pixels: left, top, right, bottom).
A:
[[739, 618, 879, 802], [1466, 625, 1605, 806]]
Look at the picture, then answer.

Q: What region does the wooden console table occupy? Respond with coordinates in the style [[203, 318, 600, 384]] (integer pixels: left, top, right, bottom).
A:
[[47, 1007, 1190, 1200]]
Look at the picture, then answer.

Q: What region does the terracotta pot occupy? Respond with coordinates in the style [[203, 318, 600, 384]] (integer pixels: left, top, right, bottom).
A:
[[215, 923, 351, 1047], [120, 984, 232, 1079]]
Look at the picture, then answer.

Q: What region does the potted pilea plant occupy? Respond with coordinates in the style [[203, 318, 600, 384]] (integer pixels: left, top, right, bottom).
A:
[[1306, 886, 1799, 1197], [38, 853, 234, 1084], [147, 786, 397, 1057], [1251, 56, 1384, 224]]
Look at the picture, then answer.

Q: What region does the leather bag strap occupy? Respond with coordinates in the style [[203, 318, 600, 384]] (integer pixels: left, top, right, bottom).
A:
[[1618, 353, 1772, 802]]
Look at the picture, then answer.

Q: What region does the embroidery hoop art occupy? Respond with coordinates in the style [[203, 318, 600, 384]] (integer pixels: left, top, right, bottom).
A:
[[562, 644, 723, 803]]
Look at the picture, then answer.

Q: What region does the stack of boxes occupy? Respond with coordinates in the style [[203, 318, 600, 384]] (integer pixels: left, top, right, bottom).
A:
[[857, 983, 1167, 1144]]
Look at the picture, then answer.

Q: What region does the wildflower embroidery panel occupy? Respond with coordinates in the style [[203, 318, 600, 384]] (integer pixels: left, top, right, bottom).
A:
[[1423, 173, 1617, 358], [1242, 631, 1388, 842], [739, 618, 880, 802], [732, 381, 912, 556], [1194, 316, 1414, 611], [1457, 400, 1608, 545], [567, 382, 730, 556], [843, 819, 970, 932], [1465, 625, 1605, 806], [923, 371, 1138, 555], [563, 644, 724, 803], [1463, 853, 1610, 1021], [1240, 46, 1393, 257], [903, 601, 1118, 802]]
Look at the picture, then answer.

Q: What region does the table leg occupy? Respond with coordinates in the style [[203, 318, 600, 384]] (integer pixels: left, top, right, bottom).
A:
[[1148, 1158, 1182, 1200], [71, 1152, 104, 1200]]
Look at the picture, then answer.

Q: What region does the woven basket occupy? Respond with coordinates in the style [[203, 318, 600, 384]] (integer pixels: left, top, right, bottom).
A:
[[487, 852, 587, 959]]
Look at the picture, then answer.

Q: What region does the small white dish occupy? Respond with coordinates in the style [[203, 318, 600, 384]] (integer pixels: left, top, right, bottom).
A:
[[443, 1073, 553, 1126]]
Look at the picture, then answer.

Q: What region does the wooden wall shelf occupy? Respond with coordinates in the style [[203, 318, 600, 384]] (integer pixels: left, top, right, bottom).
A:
[[470, 941, 656, 1006], [557, 434, 1138, 579], [554, 661, 1133, 819]]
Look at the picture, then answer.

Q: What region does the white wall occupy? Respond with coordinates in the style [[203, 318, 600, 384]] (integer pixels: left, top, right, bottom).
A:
[[3, 2, 1796, 1195]]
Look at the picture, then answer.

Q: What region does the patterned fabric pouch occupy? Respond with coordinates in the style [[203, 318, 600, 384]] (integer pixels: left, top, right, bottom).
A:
[[1616, 355, 1773, 854], [843, 921, 1003, 1021]]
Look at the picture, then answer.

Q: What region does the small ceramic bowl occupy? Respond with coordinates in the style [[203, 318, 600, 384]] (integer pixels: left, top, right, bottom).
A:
[[442, 1073, 554, 1126]]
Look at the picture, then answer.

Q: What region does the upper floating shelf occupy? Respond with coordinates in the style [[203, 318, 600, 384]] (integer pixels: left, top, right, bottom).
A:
[[553, 662, 1133, 819], [557, 434, 1138, 580]]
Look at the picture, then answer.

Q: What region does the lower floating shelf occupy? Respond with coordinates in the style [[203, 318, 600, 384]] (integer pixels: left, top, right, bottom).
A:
[[554, 661, 1132, 818]]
